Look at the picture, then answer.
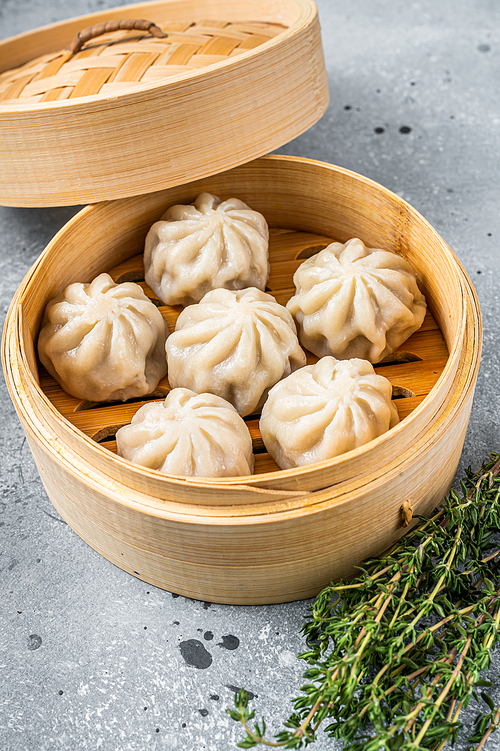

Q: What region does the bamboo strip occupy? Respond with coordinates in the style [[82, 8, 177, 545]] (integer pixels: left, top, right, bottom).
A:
[[199, 35, 240, 55], [22, 71, 84, 97], [69, 68, 113, 97], [159, 43, 200, 65], [140, 67, 192, 81], [108, 52, 160, 82], [34, 50, 72, 79], [185, 54, 229, 67], [198, 20, 228, 28], [40, 86, 73, 102], [237, 34, 273, 49], [230, 23, 287, 35], [60, 56, 129, 72], [0, 74, 36, 102]]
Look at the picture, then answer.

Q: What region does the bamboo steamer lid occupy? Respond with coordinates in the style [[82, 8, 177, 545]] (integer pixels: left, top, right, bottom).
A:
[[0, 0, 328, 207]]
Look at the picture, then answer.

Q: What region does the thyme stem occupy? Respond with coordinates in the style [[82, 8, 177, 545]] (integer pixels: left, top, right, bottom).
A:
[[228, 454, 500, 750]]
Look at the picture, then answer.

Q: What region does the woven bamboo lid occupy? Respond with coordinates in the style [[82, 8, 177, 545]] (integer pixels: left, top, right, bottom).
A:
[[0, 0, 328, 207]]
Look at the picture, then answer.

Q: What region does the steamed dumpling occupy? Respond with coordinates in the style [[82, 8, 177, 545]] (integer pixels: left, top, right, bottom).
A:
[[260, 356, 399, 469], [144, 192, 269, 305], [38, 273, 168, 402], [166, 287, 307, 416], [116, 388, 254, 477], [286, 238, 427, 363]]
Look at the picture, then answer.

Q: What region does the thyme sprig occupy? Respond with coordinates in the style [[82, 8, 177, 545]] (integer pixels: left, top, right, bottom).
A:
[[228, 453, 500, 750]]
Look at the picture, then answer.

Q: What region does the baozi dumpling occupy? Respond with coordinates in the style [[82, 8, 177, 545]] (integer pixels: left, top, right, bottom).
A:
[[286, 238, 427, 363], [116, 388, 254, 477], [166, 287, 307, 416], [38, 273, 168, 402], [144, 192, 269, 306], [260, 356, 399, 469]]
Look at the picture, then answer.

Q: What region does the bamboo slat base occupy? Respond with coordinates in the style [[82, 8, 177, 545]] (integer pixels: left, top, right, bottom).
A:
[[38, 228, 449, 476]]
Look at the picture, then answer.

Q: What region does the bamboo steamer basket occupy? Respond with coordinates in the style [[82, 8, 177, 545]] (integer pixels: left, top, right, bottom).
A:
[[2, 155, 481, 604], [0, 0, 328, 207]]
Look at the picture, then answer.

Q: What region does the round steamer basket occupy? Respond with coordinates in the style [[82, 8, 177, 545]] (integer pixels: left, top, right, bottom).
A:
[[0, 0, 327, 207], [3, 156, 481, 604]]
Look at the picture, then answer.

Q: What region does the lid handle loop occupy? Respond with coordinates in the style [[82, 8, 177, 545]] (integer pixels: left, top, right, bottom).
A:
[[67, 19, 168, 55]]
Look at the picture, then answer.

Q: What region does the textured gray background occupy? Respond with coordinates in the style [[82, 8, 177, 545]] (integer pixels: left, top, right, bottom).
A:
[[1, 1, 499, 749]]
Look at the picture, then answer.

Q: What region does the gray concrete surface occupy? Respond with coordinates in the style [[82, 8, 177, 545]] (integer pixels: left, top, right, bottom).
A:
[[1, 1, 500, 749]]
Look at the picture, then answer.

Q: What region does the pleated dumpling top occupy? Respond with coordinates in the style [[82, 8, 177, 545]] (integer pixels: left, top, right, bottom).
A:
[[116, 388, 254, 478], [166, 287, 306, 416], [144, 192, 269, 306], [38, 273, 168, 402], [287, 238, 427, 363], [260, 356, 400, 469]]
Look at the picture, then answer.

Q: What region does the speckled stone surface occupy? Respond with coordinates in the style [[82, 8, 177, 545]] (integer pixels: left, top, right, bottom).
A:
[[1, 1, 499, 749]]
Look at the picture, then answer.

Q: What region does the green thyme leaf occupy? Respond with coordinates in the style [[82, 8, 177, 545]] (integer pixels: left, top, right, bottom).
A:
[[228, 453, 500, 750]]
